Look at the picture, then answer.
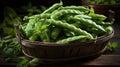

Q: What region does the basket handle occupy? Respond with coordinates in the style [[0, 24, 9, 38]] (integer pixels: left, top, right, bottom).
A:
[[14, 24, 22, 45]]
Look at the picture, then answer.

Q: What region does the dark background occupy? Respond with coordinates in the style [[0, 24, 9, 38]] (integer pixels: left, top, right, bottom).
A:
[[0, 0, 82, 23], [0, 0, 81, 7]]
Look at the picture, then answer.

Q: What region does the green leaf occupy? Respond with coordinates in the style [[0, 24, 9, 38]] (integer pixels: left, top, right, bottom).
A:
[[28, 58, 42, 67], [107, 42, 119, 51], [17, 57, 30, 67], [2, 48, 15, 57]]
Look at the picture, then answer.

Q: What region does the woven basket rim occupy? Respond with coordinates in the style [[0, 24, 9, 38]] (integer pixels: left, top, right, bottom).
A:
[[20, 30, 114, 47], [81, 0, 120, 6]]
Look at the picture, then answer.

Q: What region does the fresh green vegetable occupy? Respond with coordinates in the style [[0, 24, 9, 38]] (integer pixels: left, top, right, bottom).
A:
[[1, 7, 21, 36], [56, 35, 89, 44], [73, 17, 106, 34], [51, 27, 61, 40], [16, 56, 30, 67], [51, 9, 84, 20], [0, 1, 117, 67], [107, 42, 119, 51], [0, 35, 21, 59], [60, 5, 89, 12], [42, 1, 63, 14], [47, 19, 94, 39], [85, 0, 120, 4], [89, 7, 107, 21], [20, 1, 114, 44], [28, 58, 42, 67], [105, 26, 113, 34], [0, 2, 47, 66]]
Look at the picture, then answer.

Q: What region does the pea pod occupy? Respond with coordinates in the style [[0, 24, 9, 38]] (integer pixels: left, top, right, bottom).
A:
[[51, 9, 83, 20], [75, 15, 92, 19], [47, 19, 94, 39], [40, 30, 50, 42], [90, 14, 107, 21], [95, 21, 112, 26], [89, 7, 107, 21], [21, 2, 114, 44], [60, 6, 89, 12], [28, 22, 42, 41], [56, 35, 89, 44], [24, 19, 36, 38], [42, 2, 63, 14], [29, 33, 38, 41], [51, 27, 61, 40], [64, 29, 76, 37], [23, 13, 51, 20], [28, 58, 42, 67], [73, 17, 106, 34], [105, 26, 113, 34]]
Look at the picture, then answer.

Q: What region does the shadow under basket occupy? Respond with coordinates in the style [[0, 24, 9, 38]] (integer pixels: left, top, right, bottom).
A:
[[15, 25, 114, 63]]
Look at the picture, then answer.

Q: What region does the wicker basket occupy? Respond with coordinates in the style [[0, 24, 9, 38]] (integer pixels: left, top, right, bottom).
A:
[[14, 24, 114, 63], [81, 0, 120, 21]]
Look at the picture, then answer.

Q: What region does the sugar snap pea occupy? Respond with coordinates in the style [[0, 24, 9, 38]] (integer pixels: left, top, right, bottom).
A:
[[89, 8, 107, 21], [47, 19, 94, 39], [29, 33, 38, 41], [40, 30, 50, 42], [73, 17, 106, 34], [51, 9, 83, 20], [51, 27, 61, 40], [95, 21, 112, 26], [24, 19, 36, 38], [42, 2, 63, 14], [90, 14, 107, 21], [21, 2, 114, 44], [75, 15, 92, 19], [23, 13, 51, 20], [105, 26, 113, 34], [56, 35, 89, 44], [60, 6, 89, 12], [64, 29, 76, 37]]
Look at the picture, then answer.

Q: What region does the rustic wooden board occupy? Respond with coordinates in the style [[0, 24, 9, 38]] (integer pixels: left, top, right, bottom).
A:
[[82, 55, 120, 66], [0, 55, 120, 66]]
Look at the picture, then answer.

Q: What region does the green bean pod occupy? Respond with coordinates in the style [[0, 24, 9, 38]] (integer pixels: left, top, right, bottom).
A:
[[56, 35, 89, 44], [75, 15, 92, 19], [24, 19, 36, 37], [29, 33, 38, 41], [71, 21, 83, 28], [60, 6, 89, 12], [40, 30, 50, 42], [51, 27, 61, 40], [28, 22, 42, 41], [95, 21, 112, 26], [64, 29, 76, 37], [23, 13, 51, 20], [74, 17, 106, 34], [51, 9, 83, 20], [89, 14, 107, 21], [42, 2, 63, 14], [105, 26, 113, 34], [28, 58, 41, 67], [47, 19, 94, 39]]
